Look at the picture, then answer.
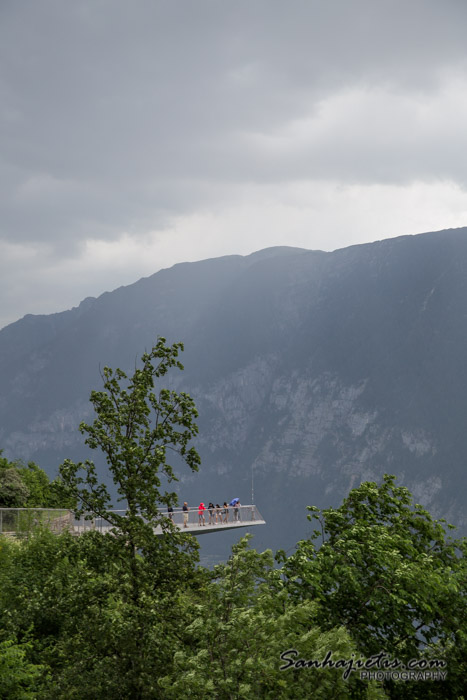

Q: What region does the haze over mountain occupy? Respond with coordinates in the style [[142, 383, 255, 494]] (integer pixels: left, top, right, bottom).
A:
[[1, 227, 467, 555]]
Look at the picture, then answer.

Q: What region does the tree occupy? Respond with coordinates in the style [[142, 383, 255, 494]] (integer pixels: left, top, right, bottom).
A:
[[0, 639, 45, 700], [59, 338, 200, 546], [56, 338, 202, 698], [0, 452, 75, 509], [278, 475, 466, 699], [159, 536, 385, 699], [0, 465, 29, 507]]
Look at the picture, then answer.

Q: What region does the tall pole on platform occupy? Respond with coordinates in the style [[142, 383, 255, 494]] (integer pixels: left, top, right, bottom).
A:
[[251, 463, 254, 504]]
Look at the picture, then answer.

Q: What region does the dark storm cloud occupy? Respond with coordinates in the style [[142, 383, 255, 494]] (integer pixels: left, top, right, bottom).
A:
[[1, 0, 467, 327]]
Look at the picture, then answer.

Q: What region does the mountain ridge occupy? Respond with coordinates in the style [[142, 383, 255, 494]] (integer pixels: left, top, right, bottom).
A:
[[1, 229, 467, 555]]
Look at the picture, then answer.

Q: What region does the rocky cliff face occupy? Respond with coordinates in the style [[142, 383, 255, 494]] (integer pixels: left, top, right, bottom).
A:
[[1, 229, 467, 554]]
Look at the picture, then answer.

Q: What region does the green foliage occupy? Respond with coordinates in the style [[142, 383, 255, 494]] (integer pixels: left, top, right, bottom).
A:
[[59, 337, 200, 552], [0, 530, 79, 646], [53, 338, 202, 698], [0, 528, 202, 699], [278, 474, 466, 698], [0, 464, 29, 507], [0, 452, 75, 508], [0, 639, 46, 699], [160, 536, 385, 699], [3, 470, 463, 698], [2, 348, 465, 700], [19, 462, 77, 509]]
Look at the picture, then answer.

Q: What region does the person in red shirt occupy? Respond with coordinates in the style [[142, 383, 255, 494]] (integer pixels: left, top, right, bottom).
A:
[[198, 502, 206, 526]]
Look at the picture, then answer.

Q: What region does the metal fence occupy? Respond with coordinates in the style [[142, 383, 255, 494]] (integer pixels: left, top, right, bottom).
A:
[[165, 504, 261, 530], [0, 505, 264, 537], [0, 508, 73, 537]]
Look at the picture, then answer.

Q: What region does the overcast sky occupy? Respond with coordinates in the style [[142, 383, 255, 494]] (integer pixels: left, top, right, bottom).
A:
[[1, 0, 467, 329]]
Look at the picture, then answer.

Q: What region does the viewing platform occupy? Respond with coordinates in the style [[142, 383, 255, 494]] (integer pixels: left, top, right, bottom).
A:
[[0, 505, 265, 538], [153, 504, 265, 536]]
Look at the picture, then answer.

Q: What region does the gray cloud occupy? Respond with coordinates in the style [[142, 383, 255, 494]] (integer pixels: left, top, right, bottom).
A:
[[1, 0, 467, 327]]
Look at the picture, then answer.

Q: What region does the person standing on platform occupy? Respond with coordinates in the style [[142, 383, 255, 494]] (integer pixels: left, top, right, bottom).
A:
[[222, 502, 229, 523], [234, 500, 241, 522]]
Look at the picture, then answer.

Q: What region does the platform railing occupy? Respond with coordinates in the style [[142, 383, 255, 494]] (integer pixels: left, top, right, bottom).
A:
[[0, 508, 73, 537], [163, 504, 260, 529], [0, 505, 264, 537]]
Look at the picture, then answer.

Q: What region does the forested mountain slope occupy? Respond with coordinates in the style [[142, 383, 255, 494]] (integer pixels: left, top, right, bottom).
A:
[[1, 228, 467, 552]]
